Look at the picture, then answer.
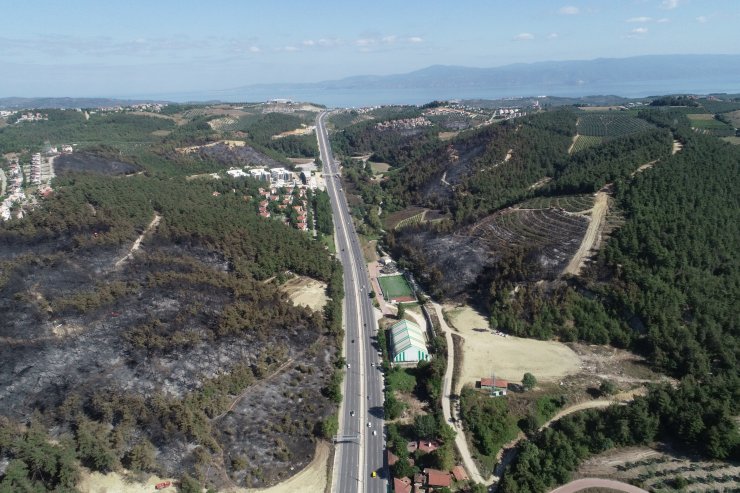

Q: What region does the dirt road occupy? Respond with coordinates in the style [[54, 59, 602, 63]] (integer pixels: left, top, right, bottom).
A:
[[563, 191, 607, 276], [432, 302, 494, 486], [113, 213, 161, 269], [549, 478, 648, 493]]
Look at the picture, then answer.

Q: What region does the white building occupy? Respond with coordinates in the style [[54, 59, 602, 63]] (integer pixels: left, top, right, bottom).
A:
[[249, 168, 272, 182], [270, 167, 292, 182], [390, 319, 429, 364], [226, 168, 248, 178]]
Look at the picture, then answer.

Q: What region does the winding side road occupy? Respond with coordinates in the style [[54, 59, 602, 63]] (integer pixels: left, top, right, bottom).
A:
[[549, 478, 649, 493]]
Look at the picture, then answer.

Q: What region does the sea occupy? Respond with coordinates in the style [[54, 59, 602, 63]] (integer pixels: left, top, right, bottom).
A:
[[147, 76, 740, 108]]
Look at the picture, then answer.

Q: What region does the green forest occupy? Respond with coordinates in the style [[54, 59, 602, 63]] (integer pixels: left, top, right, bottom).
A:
[[329, 101, 740, 489]]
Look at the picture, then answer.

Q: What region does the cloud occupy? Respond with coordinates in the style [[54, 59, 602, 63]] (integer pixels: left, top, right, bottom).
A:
[[547, 32, 559, 39], [627, 16, 652, 23], [696, 15, 708, 23], [660, 0, 679, 10], [630, 27, 649, 36], [282, 45, 298, 52], [513, 32, 535, 41], [381, 35, 397, 44], [317, 38, 342, 47], [354, 38, 376, 47], [558, 5, 580, 15], [656, 17, 670, 23], [248, 46, 260, 53], [407, 36, 423, 43], [302, 40, 315, 46]]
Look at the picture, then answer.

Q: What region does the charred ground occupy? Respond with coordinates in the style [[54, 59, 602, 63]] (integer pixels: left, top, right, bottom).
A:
[[0, 104, 343, 491]]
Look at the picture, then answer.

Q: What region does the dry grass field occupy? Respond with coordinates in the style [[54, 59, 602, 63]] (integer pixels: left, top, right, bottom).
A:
[[443, 304, 581, 391]]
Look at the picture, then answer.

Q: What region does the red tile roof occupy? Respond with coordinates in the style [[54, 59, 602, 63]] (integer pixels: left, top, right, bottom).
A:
[[387, 449, 399, 466], [452, 465, 469, 482], [480, 377, 508, 388], [394, 477, 412, 493], [417, 440, 440, 454], [424, 468, 452, 488]]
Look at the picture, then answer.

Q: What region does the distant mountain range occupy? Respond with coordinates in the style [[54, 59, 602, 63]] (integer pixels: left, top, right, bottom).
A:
[[224, 54, 740, 105], [2, 55, 739, 108], [248, 54, 740, 92]]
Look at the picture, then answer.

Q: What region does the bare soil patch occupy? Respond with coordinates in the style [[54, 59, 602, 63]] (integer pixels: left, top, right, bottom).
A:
[[78, 470, 178, 493], [279, 276, 329, 312], [369, 161, 391, 174], [686, 113, 716, 120], [439, 131, 460, 141], [443, 304, 581, 391]]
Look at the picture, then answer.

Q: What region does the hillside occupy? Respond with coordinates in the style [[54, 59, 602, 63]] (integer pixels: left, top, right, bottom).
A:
[[0, 102, 341, 491]]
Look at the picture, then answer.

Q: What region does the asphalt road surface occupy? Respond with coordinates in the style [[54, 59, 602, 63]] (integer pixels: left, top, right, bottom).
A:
[[316, 112, 386, 493]]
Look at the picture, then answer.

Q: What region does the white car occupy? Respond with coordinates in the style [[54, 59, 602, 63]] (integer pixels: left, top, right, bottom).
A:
[[350, 410, 355, 416], [372, 430, 377, 436], [367, 422, 372, 428], [347, 363, 351, 368]]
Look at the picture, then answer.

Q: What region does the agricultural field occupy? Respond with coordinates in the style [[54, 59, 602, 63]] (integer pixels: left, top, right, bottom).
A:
[[463, 207, 589, 276], [687, 113, 733, 128], [395, 210, 426, 229], [725, 109, 740, 127], [697, 99, 740, 114], [570, 135, 604, 153], [576, 113, 654, 138], [516, 194, 595, 213], [378, 274, 415, 302], [576, 446, 740, 493], [722, 136, 740, 145], [384, 206, 427, 230]]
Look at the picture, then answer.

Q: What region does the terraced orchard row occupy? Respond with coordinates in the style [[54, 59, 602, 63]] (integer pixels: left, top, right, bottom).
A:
[[464, 207, 588, 272], [570, 135, 603, 153], [517, 194, 595, 213], [577, 112, 655, 138]]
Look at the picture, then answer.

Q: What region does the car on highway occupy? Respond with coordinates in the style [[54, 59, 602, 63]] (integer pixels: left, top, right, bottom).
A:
[[367, 421, 371, 428], [372, 430, 377, 436], [347, 363, 351, 368], [350, 410, 355, 416]]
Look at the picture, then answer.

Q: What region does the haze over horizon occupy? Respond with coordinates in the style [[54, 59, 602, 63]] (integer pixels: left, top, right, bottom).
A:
[[2, 0, 739, 99]]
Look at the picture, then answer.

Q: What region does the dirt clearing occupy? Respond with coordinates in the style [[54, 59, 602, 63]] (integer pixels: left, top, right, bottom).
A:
[[78, 441, 330, 493], [671, 139, 683, 155], [443, 304, 580, 390], [78, 471, 178, 493], [279, 276, 329, 312]]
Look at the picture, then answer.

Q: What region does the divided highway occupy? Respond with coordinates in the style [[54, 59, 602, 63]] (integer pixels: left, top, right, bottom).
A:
[[316, 112, 386, 493]]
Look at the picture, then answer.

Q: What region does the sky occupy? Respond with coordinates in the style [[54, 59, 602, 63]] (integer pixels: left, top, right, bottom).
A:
[[1, 0, 738, 98]]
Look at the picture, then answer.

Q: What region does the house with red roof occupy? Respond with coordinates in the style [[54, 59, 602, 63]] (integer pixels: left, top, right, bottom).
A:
[[424, 468, 452, 488], [480, 377, 508, 396], [393, 477, 412, 493]]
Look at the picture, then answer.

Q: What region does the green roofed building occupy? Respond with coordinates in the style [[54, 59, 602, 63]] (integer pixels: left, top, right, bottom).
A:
[[390, 319, 429, 364]]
